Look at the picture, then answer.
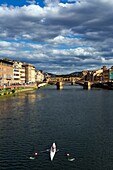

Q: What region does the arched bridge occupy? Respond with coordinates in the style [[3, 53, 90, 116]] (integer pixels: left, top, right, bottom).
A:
[[47, 76, 113, 90]]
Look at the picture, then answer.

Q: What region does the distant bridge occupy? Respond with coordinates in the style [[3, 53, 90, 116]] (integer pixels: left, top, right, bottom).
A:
[[47, 76, 81, 84], [47, 76, 113, 90]]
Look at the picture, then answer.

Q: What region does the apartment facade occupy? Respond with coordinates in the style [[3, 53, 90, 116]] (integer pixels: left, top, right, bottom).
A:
[[102, 66, 109, 82], [102, 66, 113, 82], [13, 61, 26, 84], [35, 70, 44, 82], [91, 69, 103, 82], [20, 63, 25, 84], [109, 66, 113, 81], [84, 66, 113, 82], [0, 58, 46, 86], [25, 64, 36, 83], [13, 61, 21, 84], [0, 59, 13, 86]]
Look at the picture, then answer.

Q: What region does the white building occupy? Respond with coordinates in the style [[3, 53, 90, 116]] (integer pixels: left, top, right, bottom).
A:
[[35, 70, 44, 82], [13, 61, 25, 84]]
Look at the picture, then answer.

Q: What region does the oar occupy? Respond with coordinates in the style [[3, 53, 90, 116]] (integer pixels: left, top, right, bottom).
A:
[[66, 153, 75, 161], [56, 149, 59, 152], [41, 149, 50, 153]]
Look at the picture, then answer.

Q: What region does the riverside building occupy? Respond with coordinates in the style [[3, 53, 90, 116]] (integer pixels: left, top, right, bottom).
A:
[[25, 64, 36, 83], [0, 59, 13, 86], [13, 61, 26, 84], [0, 58, 46, 86], [35, 70, 44, 82]]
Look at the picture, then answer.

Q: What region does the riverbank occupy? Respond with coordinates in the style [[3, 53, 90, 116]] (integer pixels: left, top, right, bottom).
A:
[[0, 86, 38, 97], [0, 82, 48, 97]]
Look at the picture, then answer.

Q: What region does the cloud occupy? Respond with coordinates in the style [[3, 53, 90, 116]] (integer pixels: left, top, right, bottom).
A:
[[0, 0, 113, 74], [26, 0, 37, 5], [44, 0, 59, 6]]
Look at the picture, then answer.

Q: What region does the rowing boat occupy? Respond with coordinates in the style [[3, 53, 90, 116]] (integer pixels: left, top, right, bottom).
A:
[[50, 143, 56, 161]]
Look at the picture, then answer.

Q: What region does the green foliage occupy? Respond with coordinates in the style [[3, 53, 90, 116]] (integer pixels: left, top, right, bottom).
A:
[[12, 89, 16, 93]]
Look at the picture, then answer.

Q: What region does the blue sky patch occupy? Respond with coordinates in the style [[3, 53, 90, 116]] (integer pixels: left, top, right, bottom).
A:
[[0, 0, 45, 7], [0, 0, 76, 7]]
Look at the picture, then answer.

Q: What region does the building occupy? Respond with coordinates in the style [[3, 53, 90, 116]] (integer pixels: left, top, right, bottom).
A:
[[35, 70, 44, 82], [91, 69, 103, 82], [109, 66, 113, 82], [20, 63, 25, 84], [0, 59, 13, 86], [102, 66, 109, 82], [81, 70, 89, 80], [13, 61, 26, 84], [25, 64, 36, 83], [84, 71, 91, 81], [13, 61, 21, 84]]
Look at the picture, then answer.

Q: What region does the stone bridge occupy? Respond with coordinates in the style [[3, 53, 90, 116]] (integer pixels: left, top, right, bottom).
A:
[[47, 76, 113, 90], [47, 76, 80, 84]]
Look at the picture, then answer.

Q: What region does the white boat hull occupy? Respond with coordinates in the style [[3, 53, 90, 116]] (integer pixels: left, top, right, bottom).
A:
[[50, 143, 56, 161]]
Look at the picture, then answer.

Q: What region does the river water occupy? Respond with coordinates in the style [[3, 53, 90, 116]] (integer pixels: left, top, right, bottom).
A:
[[0, 85, 113, 170]]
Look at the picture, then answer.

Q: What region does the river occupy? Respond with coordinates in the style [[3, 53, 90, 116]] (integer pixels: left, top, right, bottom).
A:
[[0, 85, 113, 170]]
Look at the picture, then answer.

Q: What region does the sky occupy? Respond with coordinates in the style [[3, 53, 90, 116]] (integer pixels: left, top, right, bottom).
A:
[[0, 0, 113, 74]]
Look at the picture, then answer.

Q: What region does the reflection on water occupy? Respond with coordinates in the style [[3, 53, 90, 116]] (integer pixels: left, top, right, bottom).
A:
[[0, 90, 47, 121], [17, 92, 47, 105], [0, 86, 113, 170], [0, 92, 47, 112]]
